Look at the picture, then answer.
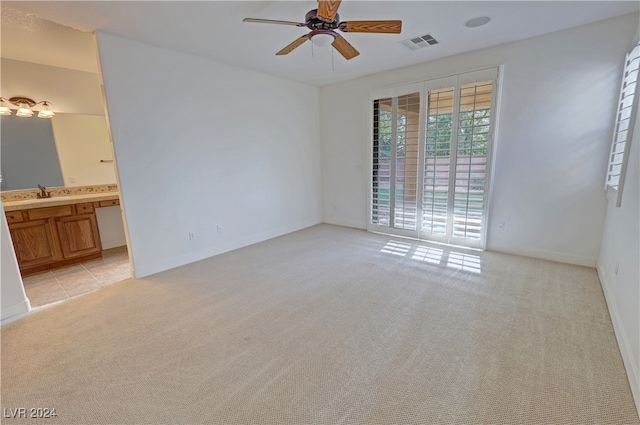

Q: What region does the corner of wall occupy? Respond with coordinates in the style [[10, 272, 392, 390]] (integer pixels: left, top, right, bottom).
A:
[[488, 244, 597, 267], [1, 204, 31, 321], [596, 261, 640, 416], [1, 300, 31, 322]]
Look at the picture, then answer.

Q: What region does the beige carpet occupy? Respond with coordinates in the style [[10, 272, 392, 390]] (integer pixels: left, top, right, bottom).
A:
[[1, 224, 638, 424]]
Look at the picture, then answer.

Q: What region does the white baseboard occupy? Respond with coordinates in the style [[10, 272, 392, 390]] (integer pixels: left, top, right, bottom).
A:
[[597, 260, 640, 417], [1, 299, 31, 321], [488, 244, 596, 267], [101, 238, 127, 250], [321, 217, 366, 230], [134, 219, 322, 278]]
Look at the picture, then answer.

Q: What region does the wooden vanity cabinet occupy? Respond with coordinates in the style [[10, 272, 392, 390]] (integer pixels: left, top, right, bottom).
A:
[[6, 203, 103, 276], [56, 214, 101, 260], [8, 218, 63, 270]]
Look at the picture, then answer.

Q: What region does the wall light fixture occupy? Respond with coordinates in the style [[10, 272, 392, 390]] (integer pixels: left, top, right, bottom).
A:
[[0, 96, 55, 118]]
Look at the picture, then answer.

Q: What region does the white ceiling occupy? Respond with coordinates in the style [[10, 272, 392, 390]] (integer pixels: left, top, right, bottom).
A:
[[1, 6, 97, 73], [2, 1, 639, 87]]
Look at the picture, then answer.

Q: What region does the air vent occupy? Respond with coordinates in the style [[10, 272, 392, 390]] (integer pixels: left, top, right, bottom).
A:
[[400, 33, 439, 50]]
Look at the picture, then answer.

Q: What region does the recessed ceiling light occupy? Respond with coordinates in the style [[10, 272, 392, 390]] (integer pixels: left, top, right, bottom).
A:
[[465, 16, 491, 28]]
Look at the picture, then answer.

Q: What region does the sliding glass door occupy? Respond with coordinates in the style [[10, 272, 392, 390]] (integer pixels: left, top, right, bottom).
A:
[[370, 68, 498, 249], [371, 83, 423, 238]]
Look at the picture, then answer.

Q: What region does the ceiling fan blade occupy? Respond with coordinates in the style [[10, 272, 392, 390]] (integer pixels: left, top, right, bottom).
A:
[[243, 18, 305, 27], [332, 35, 359, 60], [339, 20, 402, 34], [317, 0, 342, 22], [276, 35, 310, 56]]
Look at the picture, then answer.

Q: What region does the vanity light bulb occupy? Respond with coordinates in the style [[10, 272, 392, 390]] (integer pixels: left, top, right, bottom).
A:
[[38, 103, 55, 118], [0, 101, 11, 116], [16, 102, 34, 117]]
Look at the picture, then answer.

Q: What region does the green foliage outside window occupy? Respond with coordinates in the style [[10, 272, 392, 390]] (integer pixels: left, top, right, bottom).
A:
[[426, 109, 491, 157]]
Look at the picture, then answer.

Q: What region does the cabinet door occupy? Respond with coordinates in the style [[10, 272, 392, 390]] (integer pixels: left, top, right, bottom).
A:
[[56, 214, 103, 259], [9, 219, 62, 269]]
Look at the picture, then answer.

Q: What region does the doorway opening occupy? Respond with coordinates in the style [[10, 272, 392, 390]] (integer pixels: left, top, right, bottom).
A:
[[1, 7, 133, 310]]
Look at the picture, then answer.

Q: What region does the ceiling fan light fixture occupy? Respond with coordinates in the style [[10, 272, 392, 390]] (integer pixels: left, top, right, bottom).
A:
[[244, 1, 399, 60], [310, 33, 335, 47]]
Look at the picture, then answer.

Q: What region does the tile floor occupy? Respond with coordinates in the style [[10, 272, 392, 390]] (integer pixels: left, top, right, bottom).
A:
[[22, 246, 131, 309]]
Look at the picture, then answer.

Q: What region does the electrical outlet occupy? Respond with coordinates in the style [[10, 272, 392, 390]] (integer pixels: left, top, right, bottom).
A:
[[188, 232, 196, 240], [498, 221, 505, 230], [217, 225, 223, 233]]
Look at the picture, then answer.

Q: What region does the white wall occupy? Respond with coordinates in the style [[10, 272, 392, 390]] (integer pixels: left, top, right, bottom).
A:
[[0, 201, 30, 320], [321, 13, 639, 267], [51, 113, 116, 186], [598, 35, 640, 416], [96, 205, 127, 250], [95, 32, 322, 278]]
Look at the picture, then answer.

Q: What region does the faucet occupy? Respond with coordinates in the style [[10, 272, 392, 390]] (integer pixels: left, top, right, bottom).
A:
[[37, 184, 52, 199]]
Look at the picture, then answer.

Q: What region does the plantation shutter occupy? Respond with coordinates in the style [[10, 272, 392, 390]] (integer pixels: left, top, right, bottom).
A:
[[421, 68, 497, 247], [370, 68, 498, 249], [372, 98, 393, 226], [452, 79, 493, 240], [605, 42, 640, 207], [394, 93, 421, 231], [371, 83, 423, 234], [423, 85, 455, 236]]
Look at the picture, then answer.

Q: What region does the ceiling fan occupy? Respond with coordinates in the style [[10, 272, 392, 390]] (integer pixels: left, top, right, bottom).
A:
[[243, 0, 402, 60]]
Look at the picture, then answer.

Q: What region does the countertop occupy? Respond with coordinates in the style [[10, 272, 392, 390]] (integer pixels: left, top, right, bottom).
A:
[[3, 192, 119, 212]]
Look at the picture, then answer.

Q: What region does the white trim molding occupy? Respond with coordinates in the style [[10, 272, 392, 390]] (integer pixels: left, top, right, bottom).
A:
[[597, 260, 640, 417]]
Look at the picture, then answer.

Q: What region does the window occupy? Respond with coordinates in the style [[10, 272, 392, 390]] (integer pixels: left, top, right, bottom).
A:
[[372, 92, 421, 231], [370, 68, 498, 249], [605, 42, 639, 207], [423, 78, 494, 245]]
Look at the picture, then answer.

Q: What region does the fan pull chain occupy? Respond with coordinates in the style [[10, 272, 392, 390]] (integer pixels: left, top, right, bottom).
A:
[[332, 47, 335, 72]]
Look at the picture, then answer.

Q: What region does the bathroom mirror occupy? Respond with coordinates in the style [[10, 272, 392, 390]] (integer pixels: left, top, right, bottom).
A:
[[1, 7, 113, 193], [1, 113, 64, 190], [1, 112, 116, 191]]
